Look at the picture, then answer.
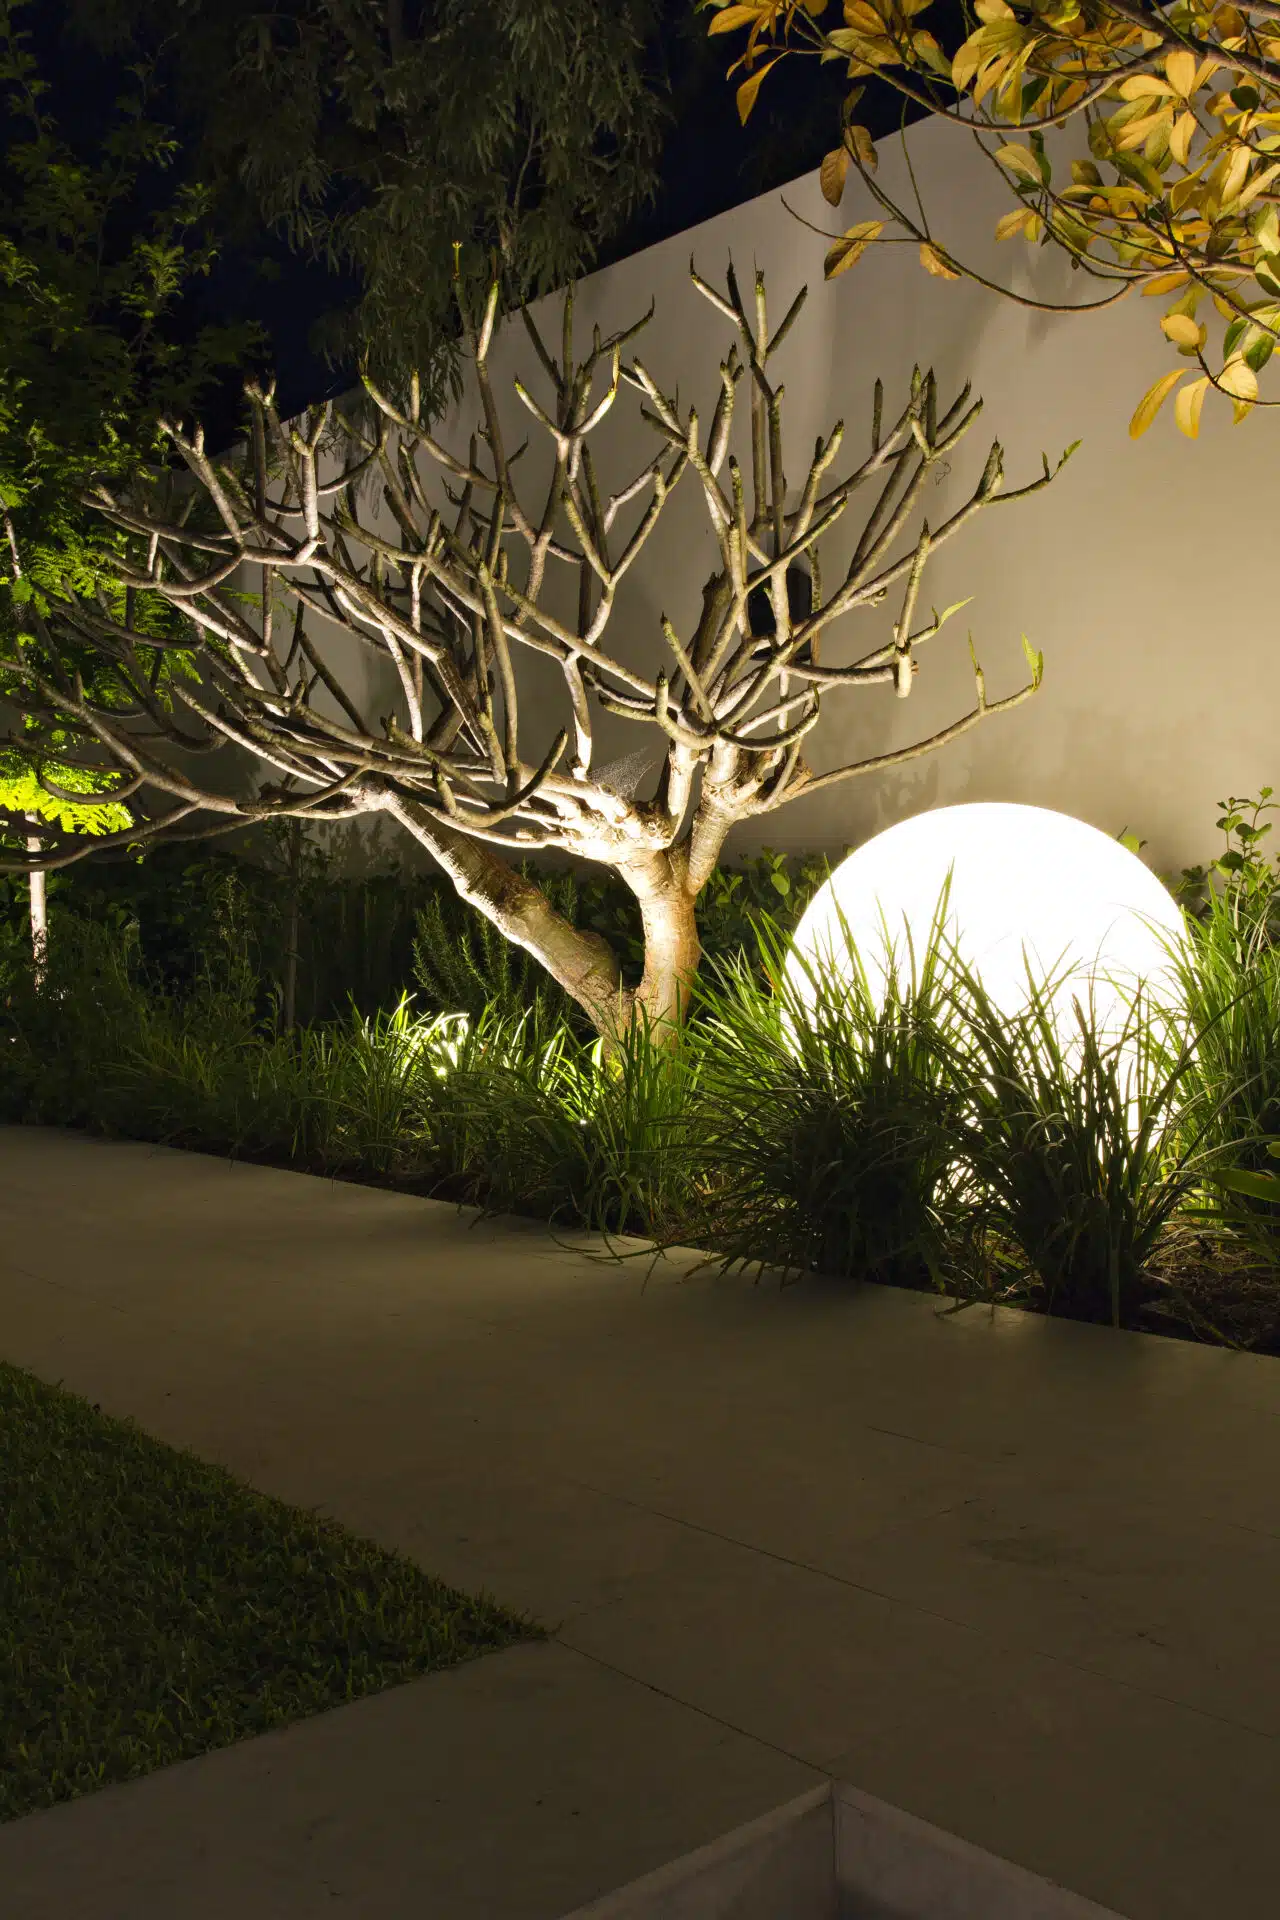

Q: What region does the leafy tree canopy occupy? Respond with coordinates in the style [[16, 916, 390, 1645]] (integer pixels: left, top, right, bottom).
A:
[[0, 0, 257, 608], [76, 0, 669, 403], [0, 0, 258, 841], [701, 0, 1280, 437]]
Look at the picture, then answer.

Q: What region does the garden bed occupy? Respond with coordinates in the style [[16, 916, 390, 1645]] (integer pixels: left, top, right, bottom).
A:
[[5, 831, 1280, 1362]]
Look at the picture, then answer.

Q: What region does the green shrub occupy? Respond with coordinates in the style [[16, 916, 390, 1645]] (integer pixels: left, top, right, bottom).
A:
[[682, 915, 965, 1286], [945, 966, 1222, 1327]]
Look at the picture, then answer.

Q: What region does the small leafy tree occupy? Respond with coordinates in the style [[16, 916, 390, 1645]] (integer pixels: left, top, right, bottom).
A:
[[1, 264, 1069, 1037], [81, 0, 667, 401], [0, 755, 132, 970], [702, 0, 1280, 436], [0, 0, 256, 959]]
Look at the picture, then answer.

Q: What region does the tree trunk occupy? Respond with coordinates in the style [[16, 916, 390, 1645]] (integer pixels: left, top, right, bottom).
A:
[[385, 795, 625, 1032], [623, 850, 702, 1038], [25, 818, 47, 987], [386, 799, 710, 1045]]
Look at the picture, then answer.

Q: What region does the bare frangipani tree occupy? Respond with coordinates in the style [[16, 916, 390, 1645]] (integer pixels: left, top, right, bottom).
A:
[[2, 263, 1072, 1036]]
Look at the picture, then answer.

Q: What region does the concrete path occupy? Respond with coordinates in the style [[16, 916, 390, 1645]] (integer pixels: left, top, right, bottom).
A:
[[1, 1126, 1278, 1920]]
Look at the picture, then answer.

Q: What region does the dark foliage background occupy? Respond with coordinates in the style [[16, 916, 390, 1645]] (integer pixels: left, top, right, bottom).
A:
[[0, 836, 831, 1029], [45, 0, 932, 432]]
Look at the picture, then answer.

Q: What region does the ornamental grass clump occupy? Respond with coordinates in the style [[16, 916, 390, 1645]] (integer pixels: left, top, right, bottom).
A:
[[683, 916, 967, 1285], [1173, 882, 1280, 1266], [945, 962, 1226, 1329], [428, 1006, 700, 1237]]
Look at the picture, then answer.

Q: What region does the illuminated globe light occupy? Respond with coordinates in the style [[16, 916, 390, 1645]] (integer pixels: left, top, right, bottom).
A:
[[783, 803, 1188, 1052]]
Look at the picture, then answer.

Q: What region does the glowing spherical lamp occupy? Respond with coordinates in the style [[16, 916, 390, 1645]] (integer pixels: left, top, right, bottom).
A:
[[784, 803, 1186, 1043]]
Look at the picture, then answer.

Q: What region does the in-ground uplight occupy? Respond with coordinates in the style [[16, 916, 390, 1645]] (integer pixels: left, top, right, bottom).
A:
[[783, 802, 1187, 1045]]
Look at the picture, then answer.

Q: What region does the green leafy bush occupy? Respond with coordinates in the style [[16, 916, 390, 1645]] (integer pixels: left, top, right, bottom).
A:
[[683, 915, 965, 1286], [946, 967, 1223, 1327]]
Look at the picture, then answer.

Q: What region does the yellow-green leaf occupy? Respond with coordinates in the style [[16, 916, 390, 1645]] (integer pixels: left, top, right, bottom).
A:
[[1119, 74, 1175, 100], [824, 218, 885, 277], [843, 2, 888, 33], [736, 55, 782, 124], [1115, 109, 1173, 153], [911, 31, 953, 79], [1236, 160, 1280, 211], [708, 4, 764, 34], [919, 241, 961, 279], [1174, 374, 1210, 437], [995, 142, 1042, 182], [1165, 49, 1197, 96], [1219, 353, 1259, 420], [820, 145, 850, 205], [849, 122, 878, 172], [1217, 143, 1251, 205], [1254, 202, 1280, 254], [1142, 270, 1192, 296], [995, 206, 1039, 240], [1169, 111, 1197, 165], [1161, 311, 1206, 350], [1129, 367, 1186, 437]]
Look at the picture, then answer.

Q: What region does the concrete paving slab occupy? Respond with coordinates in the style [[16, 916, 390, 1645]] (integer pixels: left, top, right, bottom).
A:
[[2, 1125, 1279, 1919], [0, 1640, 820, 1920], [842, 1475, 1280, 1732]]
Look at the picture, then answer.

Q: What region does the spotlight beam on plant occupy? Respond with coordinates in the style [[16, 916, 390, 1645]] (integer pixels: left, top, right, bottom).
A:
[[1, 264, 1070, 1039]]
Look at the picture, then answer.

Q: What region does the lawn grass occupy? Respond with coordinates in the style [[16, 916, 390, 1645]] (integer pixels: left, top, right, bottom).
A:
[[0, 1360, 540, 1822]]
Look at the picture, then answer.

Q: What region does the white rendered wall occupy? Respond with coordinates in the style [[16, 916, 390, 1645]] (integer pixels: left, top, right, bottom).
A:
[[329, 112, 1272, 879]]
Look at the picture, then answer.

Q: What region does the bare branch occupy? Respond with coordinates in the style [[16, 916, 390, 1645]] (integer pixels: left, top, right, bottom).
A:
[[8, 262, 1058, 1037]]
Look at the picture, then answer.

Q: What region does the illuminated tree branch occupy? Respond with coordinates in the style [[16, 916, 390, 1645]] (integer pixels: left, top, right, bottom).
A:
[[1, 265, 1066, 1035]]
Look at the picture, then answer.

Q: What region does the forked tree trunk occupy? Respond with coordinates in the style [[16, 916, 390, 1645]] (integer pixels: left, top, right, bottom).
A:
[[387, 795, 626, 1032], [386, 795, 703, 1044]]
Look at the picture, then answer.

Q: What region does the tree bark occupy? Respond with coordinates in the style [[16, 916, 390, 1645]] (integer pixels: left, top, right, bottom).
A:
[[621, 848, 702, 1037], [385, 794, 626, 1034], [25, 817, 47, 987]]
